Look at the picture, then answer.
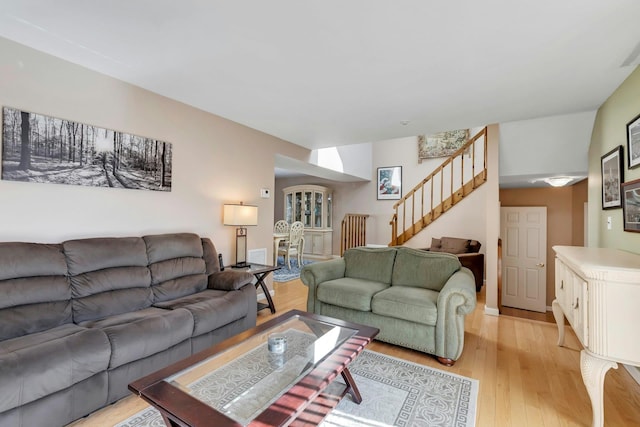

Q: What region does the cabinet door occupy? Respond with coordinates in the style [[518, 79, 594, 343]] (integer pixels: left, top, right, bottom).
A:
[[555, 258, 567, 309], [311, 232, 324, 255], [285, 193, 293, 223], [314, 191, 323, 228], [303, 191, 312, 227], [294, 192, 302, 222], [571, 277, 588, 346]]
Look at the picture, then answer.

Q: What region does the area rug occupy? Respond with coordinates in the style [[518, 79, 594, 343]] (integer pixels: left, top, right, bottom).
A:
[[272, 256, 315, 282], [115, 332, 478, 427]]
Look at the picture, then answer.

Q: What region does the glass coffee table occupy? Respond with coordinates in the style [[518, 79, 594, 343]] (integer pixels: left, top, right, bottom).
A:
[[128, 310, 379, 427]]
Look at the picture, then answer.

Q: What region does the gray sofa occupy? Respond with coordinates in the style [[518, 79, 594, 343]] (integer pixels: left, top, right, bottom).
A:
[[0, 232, 257, 427], [300, 246, 476, 365]]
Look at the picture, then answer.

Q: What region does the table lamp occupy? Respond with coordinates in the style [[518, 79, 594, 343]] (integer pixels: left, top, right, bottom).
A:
[[223, 202, 258, 267]]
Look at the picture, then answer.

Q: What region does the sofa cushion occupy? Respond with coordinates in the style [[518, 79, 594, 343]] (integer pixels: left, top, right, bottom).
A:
[[144, 233, 204, 264], [391, 247, 461, 291], [0, 242, 72, 341], [154, 289, 251, 337], [0, 324, 110, 413], [144, 233, 209, 302], [317, 277, 390, 311], [79, 307, 194, 369], [64, 237, 153, 323], [372, 286, 439, 326], [343, 247, 397, 284]]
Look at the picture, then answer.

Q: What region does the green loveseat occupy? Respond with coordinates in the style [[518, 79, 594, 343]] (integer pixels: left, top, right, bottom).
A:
[[300, 246, 476, 365]]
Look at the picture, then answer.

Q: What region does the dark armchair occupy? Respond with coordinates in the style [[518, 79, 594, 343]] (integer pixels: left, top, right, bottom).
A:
[[424, 237, 484, 292]]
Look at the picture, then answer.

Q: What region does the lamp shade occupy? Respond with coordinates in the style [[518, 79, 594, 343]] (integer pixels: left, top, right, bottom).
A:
[[223, 203, 258, 226]]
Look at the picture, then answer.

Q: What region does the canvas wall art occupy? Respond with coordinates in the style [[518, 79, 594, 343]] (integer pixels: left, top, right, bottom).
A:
[[1, 107, 172, 191], [418, 129, 469, 162]]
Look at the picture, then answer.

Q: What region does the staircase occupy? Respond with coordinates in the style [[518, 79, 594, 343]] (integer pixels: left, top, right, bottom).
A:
[[390, 127, 488, 246]]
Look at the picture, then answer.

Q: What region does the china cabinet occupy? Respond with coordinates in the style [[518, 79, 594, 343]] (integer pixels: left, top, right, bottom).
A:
[[283, 185, 332, 257]]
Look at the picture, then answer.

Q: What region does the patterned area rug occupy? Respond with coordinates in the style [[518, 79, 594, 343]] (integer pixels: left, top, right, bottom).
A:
[[116, 331, 478, 427], [272, 256, 315, 282]]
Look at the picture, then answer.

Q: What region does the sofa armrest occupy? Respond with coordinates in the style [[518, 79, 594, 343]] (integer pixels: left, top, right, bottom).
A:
[[434, 267, 477, 361], [300, 259, 346, 313], [207, 270, 255, 291]]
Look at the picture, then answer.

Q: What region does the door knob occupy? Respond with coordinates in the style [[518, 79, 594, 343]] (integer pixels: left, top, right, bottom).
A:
[[536, 263, 545, 267]]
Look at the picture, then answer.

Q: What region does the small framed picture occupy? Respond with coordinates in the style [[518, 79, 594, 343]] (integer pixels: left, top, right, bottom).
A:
[[601, 145, 624, 209], [377, 166, 402, 200], [622, 178, 640, 232], [626, 113, 640, 169]]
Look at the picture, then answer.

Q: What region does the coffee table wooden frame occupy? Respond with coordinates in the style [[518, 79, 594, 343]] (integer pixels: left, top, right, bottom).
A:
[[128, 310, 379, 427]]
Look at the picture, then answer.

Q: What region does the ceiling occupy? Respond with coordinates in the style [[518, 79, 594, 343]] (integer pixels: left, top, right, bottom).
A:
[[1, 1, 640, 182]]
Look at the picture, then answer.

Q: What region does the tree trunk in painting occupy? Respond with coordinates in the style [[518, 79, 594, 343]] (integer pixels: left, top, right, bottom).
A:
[[19, 111, 31, 170], [161, 141, 166, 188]]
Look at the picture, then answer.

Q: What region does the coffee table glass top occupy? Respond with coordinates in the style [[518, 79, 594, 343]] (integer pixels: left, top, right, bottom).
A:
[[162, 314, 357, 425]]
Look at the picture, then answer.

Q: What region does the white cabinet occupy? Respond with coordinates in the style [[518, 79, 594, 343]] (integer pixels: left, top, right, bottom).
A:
[[283, 185, 332, 257], [552, 246, 640, 427]]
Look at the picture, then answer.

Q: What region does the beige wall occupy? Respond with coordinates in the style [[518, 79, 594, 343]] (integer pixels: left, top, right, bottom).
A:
[[0, 37, 310, 272], [588, 65, 640, 252], [499, 180, 587, 306]]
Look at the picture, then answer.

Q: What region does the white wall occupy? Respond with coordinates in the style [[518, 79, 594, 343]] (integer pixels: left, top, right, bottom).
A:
[[499, 110, 597, 182], [0, 37, 309, 269]]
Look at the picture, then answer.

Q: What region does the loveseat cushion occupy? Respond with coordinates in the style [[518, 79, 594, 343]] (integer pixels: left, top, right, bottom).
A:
[[317, 278, 390, 311], [372, 286, 439, 326], [0, 324, 110, 413], [391, 247, 461, 291], [0, 242, 72, 341], [343, 247, 397, 284], [78, 307, 193, 369], [64, 237, 153, 323], [154, 289, 251, 337]]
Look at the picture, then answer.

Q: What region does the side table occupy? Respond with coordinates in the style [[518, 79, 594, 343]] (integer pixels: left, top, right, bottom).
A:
[[230, 263, 280, 314]]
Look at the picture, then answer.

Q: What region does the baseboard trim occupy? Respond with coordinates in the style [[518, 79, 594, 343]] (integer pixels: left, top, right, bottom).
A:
[[484, 305, 500, 316], [624, 364, 640, 386]]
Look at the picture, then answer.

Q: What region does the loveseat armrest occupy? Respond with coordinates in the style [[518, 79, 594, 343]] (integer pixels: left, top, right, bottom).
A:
[[434, 267, 477, 361], [207, 270, 254, 291], [300, 259, 346, 312]]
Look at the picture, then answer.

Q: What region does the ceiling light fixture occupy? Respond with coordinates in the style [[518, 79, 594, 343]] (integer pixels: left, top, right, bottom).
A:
[[543, 177, 574, 187], [400, 120, 410, 126]]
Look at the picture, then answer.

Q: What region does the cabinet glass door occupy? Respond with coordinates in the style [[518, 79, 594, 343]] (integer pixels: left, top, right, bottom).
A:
[[285, 193, 293, 223], [303, 191, 312, 227], [294, 192, 302, 222], [327, 193, 332, 228], [314, 192, 323, 228]]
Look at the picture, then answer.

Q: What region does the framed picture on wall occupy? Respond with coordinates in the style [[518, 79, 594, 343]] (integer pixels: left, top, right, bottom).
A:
[[601, 145, 624, 209], [622, 178, 640, 232], [377, 166, 402, 200], [626, 113, 640, 169]]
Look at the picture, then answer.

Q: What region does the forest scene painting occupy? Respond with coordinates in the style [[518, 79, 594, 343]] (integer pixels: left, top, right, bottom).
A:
[[2, 107, 172, 191]]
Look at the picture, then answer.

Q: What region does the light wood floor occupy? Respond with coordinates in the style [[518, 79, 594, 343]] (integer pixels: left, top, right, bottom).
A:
[[70, 279, 640, 427]]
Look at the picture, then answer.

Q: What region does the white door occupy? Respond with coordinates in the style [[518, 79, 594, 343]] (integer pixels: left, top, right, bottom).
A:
[[500, 207, 547, 312]]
